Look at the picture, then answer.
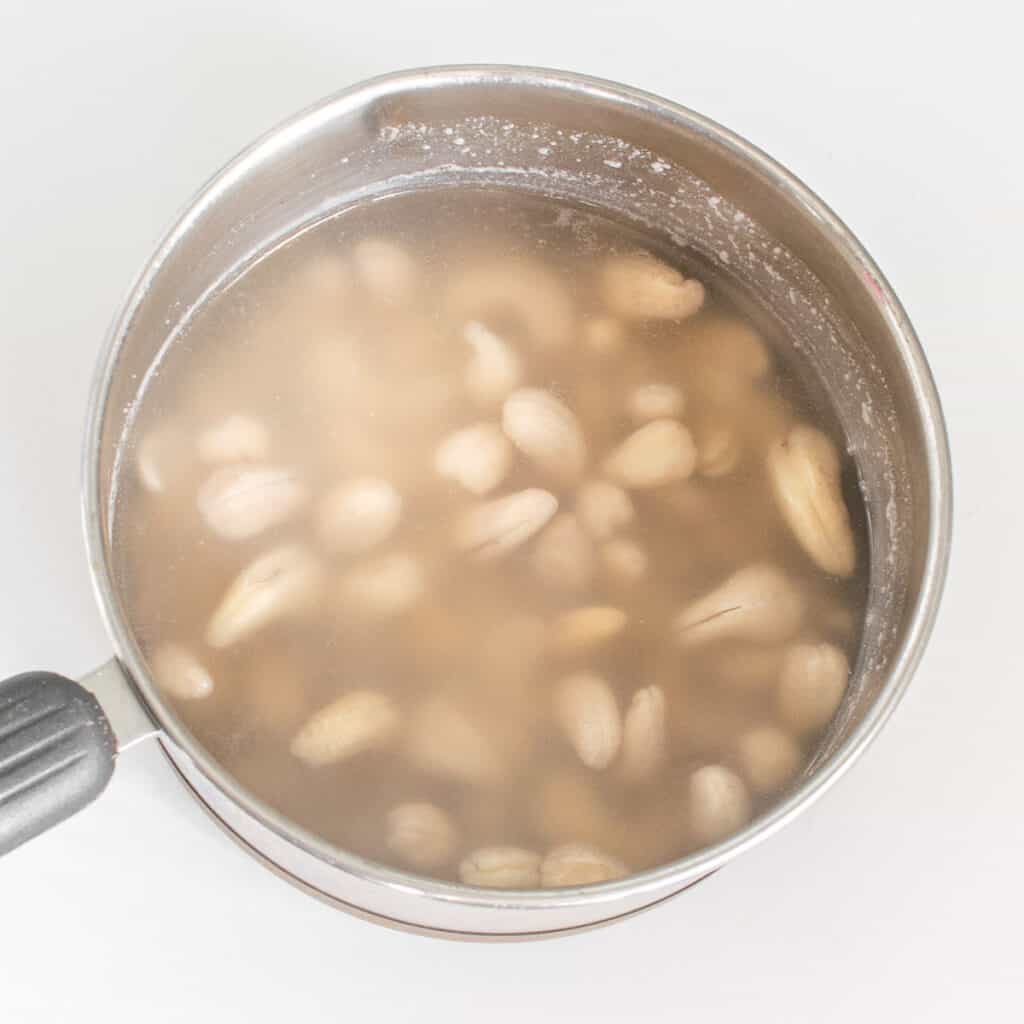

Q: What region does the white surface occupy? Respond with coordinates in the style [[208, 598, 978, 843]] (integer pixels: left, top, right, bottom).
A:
[[1, 1, 1021, 1020]]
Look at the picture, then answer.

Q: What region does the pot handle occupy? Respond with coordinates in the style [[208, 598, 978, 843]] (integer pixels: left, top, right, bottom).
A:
[[0, 671, 117, 856]]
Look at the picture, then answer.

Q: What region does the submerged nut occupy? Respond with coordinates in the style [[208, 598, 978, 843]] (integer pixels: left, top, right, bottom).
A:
[[575, 480, 634, 540], [551, 606, 627, 655], [531, 514, 594, 590], [386, 802, 458, 870], [603, 419, 697, 489], [462, 321, 523, 404], [502, 388, 587, 483], [197, 415, 271, 464], [285, 254, 352, 320], [338, 552, 424, 618], [447, 259, 574, 350], [687, 317, 772, 406], [290, 690, 401, 766], [599, 538, 649, 584], [352, 237, 417, 303], [540, 843, 628, 887], [242, 652, 308, 736], [435, 423, 512, 496], [534, 773, 618, 850], [627, 383, 686, 422], [406, 696, 503, 785], [621, 685, 667, 783], [697, 424, 742, 478], [454, 488, 558, 560], [711, 647, 785, 693], [136, 425, 191, 494], [197, 464, 307, 541], [206, 544, 321, 648], [150, 644, 214, 700], [316, 477, 402, 555], [554, 672, 622, 770], [736, 725, 801, 794], [582, 316, 626, 356], [689, 764, 752, 843], [767, 425, 856, 577], [601, 253, 705, 320], [459, 846, 541, 888], [673, 564, 804, 648], [777, 642, 849, 734]]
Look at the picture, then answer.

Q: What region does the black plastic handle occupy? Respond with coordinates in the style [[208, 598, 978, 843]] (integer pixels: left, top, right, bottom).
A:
[[0, 672, 116, 856]]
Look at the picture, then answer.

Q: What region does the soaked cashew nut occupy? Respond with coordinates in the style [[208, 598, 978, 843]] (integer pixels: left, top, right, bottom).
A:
[[554, 672, 622, 770], [435, 422, 513, 496], [601, 253, 705, 320], [627, 382, 686, 422], [459, 846, 541, 888], [197, 414, 271, 464], [550, 606, 627, 655], [767, 425, 856, 577], [290, 690, 401, 766], [406, 696, 503, 785], [136, 424, 192, 495], [685, 316, 772, 407], [531, 514, 594, 591], [777, 642, 849, 734], [582, 316, 626, 356], [502, 388, 587, 484], [151, 644, 214, 701], [540, 843, 628, 887], [575, 480, 635, 541], [696, 423, 742, 478], [621, 685, 667, 784], [533, 773, 619, 851], [599, 537, 649, 585], [736, 725, 801, 794], [711, 646, 785, 693], [446, 258, 574, 350], [386, 802, 459, 870], [316, 477, 402, 555], [352, 237, 417, 304], [337, 551, 424, 619], [603, 419, 697, 489], [206, 544, 321, 648], [673, 564, 805, 648], [462, 321, 524, 404], [454, 489, 558, 560], [689, 764, 752, 843], [196, 465, 307, 541], [241, 651, 309, 736]]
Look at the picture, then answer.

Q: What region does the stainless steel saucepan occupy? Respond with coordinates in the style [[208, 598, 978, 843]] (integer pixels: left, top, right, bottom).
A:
[[0, 65, 952, 938]]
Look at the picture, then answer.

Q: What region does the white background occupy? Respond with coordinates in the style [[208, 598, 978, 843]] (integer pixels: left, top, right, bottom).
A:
[[1, 1, 1021, 1020]]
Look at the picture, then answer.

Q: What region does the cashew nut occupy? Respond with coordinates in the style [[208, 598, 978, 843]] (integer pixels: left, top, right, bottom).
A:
[[290, 690, 401, 766], [540, 843, 628, 887], [446, 258, 574, 350], [777, 642, 849, 734], [767, 425, 856, 577], [689, 764, 752, 843], [386, 802, 459, 871], [673, 564, 805, 648], [601, 253, 705, 320], [206, 544, 321, 648], [554, 672, 622, 771]]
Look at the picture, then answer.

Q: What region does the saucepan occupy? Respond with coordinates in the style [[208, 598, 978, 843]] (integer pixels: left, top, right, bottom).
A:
[[0, 65, 951, 938]]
